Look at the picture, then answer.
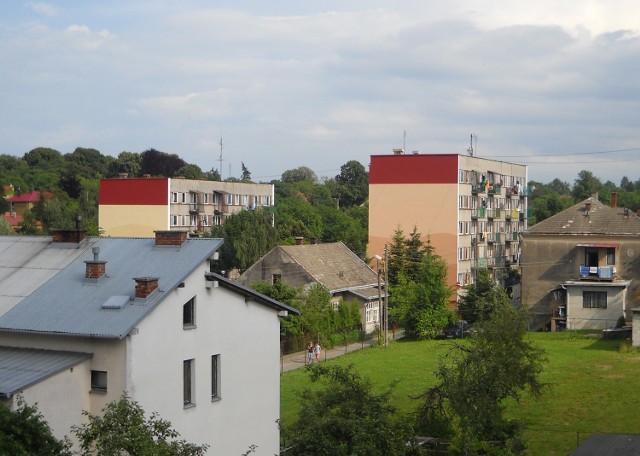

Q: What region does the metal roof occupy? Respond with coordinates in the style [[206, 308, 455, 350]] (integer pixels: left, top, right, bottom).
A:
[[0, 236, 223, 339], [0, 346, 92, 398], [0, 236, 97, 317]]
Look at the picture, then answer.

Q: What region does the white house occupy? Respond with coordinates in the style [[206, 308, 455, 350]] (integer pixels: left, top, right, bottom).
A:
[[0, 230, 298, 455]]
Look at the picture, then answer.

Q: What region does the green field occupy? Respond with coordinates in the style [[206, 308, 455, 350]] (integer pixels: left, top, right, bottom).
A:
[[281, 332, 640, 455]]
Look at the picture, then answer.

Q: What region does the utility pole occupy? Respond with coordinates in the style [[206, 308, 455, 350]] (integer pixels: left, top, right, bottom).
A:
[[375, 255, 382, 343], [384, 244, 389, 347]]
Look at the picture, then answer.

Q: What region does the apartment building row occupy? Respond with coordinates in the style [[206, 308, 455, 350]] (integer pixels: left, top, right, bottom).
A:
[[98, 177, 274, 237]]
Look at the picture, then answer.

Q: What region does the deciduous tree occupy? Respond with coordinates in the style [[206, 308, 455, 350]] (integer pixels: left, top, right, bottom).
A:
[[72, 393, 207, 456]]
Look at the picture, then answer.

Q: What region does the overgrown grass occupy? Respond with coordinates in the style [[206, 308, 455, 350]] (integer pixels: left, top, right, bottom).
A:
[[280, 331, 640, 455]]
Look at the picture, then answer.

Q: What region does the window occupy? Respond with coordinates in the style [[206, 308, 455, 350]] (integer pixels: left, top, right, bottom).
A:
[[607, 248, 616, 265], [365, 302, 379, 323], [184, 359, 195, 406], [214, 215, 222, 226], [171, 192, 178, 203], [272, 274, 281, 284], [181, 193, 187, 204], [211, 355, 220, 400], [91, 370, 107, 393], [583, 291, 607, 308], [170, 215, 178, 226], [189, 214, 197, 227], [183, 297, 196, 328], [203, 193, 209, 204]]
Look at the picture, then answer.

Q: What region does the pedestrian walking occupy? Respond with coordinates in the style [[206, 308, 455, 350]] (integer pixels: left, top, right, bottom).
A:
[[306, 341, 314, 364], [314, 341, 321, 361]]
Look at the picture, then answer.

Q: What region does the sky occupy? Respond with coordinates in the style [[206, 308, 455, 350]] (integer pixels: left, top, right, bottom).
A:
[[1, 1, 639, 185]]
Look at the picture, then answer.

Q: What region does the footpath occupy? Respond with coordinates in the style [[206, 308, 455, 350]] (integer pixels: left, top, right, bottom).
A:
[[280, 330, 405, 373]]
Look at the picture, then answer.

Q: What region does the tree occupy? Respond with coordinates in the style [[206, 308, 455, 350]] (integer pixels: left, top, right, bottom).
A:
[[203, 167, 221, 181], [107, 151, 141, 177], [174, 164, 203, 180], [209, 207, 277, 271], [0, 397, 72, 456], [285, 364, 421, 455], [241, 162, 252, 181], [403, 244, 455, 339], [72, 393, 208, 456], [281, 166, 318, 184], [416, 304, 546, 454], [0, 218, 11, 235], [334, 160, 368, 207], [572, 170, 602, 201], [458, 268, 504, 325], [140, 149, 187, 177]]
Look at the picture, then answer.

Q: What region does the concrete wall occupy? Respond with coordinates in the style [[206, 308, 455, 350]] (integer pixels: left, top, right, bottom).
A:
[[521, 234, 640, 329]]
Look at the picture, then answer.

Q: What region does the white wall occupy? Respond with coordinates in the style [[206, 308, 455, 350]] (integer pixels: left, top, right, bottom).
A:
[[566, 286, 625, 330], [129, 265, 282, 456], [12, 358, 92, 445]]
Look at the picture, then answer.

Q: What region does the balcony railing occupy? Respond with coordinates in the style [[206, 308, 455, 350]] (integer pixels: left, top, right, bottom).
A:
[[471, 208, 486, 219], [487, 233, 501, 244], [579, 265, 616, 280]]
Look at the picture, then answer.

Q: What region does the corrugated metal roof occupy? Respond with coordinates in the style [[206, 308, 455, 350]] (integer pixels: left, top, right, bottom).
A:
[[0, 236, 223, 339], [0, 236, 97, 316], [0, 346, 92, 398]]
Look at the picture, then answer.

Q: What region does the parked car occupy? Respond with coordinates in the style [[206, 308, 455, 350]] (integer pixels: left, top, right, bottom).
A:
[[442, 320, 470, 339]]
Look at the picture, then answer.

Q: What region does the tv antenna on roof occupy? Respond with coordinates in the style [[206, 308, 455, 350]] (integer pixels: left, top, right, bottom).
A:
[[467, 134, 475, 156], [218, 138, 224, 180]]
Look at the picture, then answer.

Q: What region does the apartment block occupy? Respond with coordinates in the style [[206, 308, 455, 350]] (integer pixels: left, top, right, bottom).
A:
[[368, 151, 528, 293], [99, 177, 275, 237]]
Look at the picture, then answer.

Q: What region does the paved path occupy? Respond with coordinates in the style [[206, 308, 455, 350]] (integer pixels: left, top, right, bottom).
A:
[[280, 330, 405, 373]]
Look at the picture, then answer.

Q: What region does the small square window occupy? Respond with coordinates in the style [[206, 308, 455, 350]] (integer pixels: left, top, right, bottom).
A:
[[183, 297, 196, 328], [91, 370, 107, 393]]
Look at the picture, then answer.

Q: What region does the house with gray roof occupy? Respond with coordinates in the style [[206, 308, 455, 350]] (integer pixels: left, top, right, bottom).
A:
[[521, 193, 639, 331], [237, 240, 384, 333], [0, 230, 297, 455]]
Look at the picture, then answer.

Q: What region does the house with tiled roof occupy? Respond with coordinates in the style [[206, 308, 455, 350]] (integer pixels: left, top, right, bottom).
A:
[[521, 193, 640, 331], [0, 230, 297, 455], [6, 190, 53, 217], [238, 240, 384, 333]]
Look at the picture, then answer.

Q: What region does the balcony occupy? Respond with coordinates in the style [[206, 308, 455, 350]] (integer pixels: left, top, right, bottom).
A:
[[189, 203, 205, 213], [471, 208, 486, 219], [505, 232, 519, 242], [487, 208, 501, 219], [471, 184, 486, 194], [487, 183, 501, 196], [579, 265, 616, 281], [487, 233, 501, 244]]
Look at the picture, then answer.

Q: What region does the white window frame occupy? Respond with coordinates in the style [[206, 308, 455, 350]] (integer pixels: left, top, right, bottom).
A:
[[183, 297, 196, 328], [211, 354, 221, 400]]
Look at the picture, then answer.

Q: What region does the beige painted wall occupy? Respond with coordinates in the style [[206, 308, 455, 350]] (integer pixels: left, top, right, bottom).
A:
[[99, 205, 168, 237], [368, 182, 459, 288], [565, 285, 626, 330]]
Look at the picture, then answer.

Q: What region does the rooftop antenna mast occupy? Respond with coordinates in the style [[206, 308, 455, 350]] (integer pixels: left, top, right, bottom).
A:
[[403, 130, 406, 152], [218, 138, 224, 180], [467, 133, 475, 157]]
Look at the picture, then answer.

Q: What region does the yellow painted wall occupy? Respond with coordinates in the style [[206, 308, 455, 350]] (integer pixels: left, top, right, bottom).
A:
[[99, 205, 168, 237]]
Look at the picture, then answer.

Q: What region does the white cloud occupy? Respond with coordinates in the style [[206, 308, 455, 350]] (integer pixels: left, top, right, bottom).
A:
[[27, 2, 57, 17]]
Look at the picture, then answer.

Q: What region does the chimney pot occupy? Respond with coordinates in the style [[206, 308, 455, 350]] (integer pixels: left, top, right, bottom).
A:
[[295, 236, 304, 245]]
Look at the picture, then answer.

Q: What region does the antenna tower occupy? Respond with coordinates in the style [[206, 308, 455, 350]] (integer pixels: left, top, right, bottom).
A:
[[467, 134, 474, 156], [218, 138, 224, 180]]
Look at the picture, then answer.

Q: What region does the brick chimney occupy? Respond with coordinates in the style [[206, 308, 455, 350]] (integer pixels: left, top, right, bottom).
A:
[[295, 236, 304, 245], [154, 230, 188, 246], [134, 277, 159, 298], [611, 192, 618, 208], [52, 229, 87, 244], [85, 247, 106, 279]]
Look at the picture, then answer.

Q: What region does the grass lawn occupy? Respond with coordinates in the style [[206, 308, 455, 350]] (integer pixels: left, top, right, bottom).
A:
[[280, 331, 640, 455]]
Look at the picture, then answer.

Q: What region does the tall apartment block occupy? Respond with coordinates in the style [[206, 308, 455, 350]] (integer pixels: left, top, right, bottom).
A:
[[99, 177, 275, 237], [368, 151, 528, 292]]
